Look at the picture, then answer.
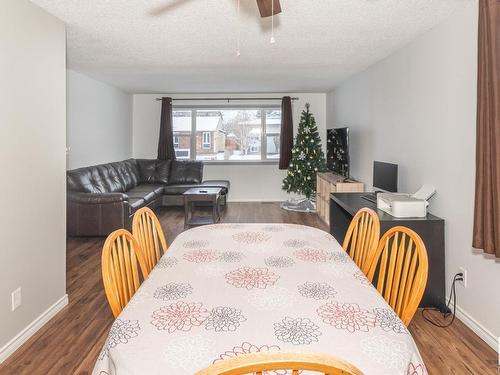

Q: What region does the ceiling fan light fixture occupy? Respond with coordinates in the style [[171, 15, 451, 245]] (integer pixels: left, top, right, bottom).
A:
[[236, 0, 241, 57], [270, 0, 276, 45]]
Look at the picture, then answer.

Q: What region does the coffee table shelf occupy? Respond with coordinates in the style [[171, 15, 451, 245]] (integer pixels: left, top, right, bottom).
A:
[[183, 187, 223, 228]]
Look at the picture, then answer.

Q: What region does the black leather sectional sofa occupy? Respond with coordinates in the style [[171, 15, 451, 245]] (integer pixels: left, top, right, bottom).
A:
[[67, 159, 229, 236]]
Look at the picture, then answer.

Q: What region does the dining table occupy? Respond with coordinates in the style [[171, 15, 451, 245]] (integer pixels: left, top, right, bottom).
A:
[[92, 223, 427, 375]]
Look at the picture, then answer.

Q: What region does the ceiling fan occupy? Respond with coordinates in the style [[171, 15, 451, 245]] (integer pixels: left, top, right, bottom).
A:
[[256, 0, 282, 17], [150, 0, 281, 18]]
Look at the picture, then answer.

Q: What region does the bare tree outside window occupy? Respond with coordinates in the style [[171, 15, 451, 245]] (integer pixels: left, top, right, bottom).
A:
[[221, 109, 261, 160]]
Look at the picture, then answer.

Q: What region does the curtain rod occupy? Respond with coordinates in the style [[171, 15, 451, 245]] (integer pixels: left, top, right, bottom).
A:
[[155, 97, 299, 102]]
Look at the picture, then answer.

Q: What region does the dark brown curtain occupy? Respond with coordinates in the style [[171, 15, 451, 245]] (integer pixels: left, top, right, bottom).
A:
[[473, 0, 500, 257], [279, 96, 293, 169], [157, 97, 176, 160]]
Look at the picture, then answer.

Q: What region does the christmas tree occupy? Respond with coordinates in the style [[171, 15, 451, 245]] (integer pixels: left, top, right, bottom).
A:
[[282, 103, 327, 200]]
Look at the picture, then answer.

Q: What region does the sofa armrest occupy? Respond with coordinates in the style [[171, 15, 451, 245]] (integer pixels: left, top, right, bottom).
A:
[[68, 192, 129, 204], [67, 193, 130, 236]]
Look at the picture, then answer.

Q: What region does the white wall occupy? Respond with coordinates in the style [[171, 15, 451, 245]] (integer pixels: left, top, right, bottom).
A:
[[133, 93, 327, 201], [67, 69, 133, 169], [0, 0, 67, 360], [328, 2, 500, 349]]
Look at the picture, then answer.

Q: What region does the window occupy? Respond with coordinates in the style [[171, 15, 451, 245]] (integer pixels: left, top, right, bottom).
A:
[[175, 149, 190, 159], [172, 110, 192, 159], [265, 109, 281, 159], [202, 132, 211, 149], [173, 107, 281, 162]]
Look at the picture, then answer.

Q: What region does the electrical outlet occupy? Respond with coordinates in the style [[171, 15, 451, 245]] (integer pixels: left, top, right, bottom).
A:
[[11, 288, 21, 311], [457, 267, 467, 288]]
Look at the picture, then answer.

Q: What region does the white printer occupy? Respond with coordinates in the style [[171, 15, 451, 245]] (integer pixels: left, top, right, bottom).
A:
[[377, 185, 436, 218]]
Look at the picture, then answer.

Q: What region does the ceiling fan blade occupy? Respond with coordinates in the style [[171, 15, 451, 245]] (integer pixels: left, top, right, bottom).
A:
[[148, 0, 195, 16], [256, 0, 282, 18]]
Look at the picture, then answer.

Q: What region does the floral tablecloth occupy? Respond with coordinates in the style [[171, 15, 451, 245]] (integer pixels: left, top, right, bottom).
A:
[[93, 223, 427, 375]]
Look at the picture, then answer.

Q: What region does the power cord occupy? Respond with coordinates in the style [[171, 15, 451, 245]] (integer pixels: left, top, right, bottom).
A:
[[421, 272, 463, 328]]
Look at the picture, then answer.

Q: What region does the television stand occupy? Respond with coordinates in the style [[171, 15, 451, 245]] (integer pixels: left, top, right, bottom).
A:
[[316, 172, 364, 225], [361, 193, 377, 204], [330, 192, 448, 313]]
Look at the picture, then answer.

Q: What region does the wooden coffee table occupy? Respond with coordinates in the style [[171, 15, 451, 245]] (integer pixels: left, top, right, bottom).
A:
[[183, 187, 223, 228]]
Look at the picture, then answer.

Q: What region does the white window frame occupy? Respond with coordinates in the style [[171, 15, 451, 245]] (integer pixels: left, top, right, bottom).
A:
[[173, 134, 180, 147], [172, 105, 281, 164], [175, 148, 190, 159], [202, 132, 211, 149]]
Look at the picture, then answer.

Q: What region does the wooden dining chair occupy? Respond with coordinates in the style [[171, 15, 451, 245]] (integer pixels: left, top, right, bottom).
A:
[[101, 229, 149, 318], [342, 208, 380, 274], [132, 207, 167, 274], [195, 352, 363, 375], [366, 226, 428, 326]]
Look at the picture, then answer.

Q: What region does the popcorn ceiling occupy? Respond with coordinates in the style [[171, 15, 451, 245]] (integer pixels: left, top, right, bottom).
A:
[[31, 0, 467, 92]]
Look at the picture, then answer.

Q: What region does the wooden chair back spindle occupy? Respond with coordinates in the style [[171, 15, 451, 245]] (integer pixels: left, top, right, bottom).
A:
[[366, 226, 428, 326], [101, 229, 148, 318], [342, 208, 380, 273], [132, 207, 168, 274]]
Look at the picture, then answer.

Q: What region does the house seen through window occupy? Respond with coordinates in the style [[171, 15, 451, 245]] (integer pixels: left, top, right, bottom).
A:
[[172, 108, 281, 161]]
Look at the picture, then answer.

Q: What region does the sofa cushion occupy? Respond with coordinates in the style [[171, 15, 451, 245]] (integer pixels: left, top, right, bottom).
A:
[[100, 163, 125, 192], [125, 186, 158, 204], [67, 160, 143, 194], [169, 160, 203, 184], [115, 159, 141, 191], [130, 184, 165, 198], [68, 192, 128, 204], [67, 165, 118, 194], [137, 159, 171, 184], [128, 198, 146, 213]]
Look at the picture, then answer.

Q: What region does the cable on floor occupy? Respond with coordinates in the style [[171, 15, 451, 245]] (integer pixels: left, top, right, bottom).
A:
[[421, 272, 463, 328]]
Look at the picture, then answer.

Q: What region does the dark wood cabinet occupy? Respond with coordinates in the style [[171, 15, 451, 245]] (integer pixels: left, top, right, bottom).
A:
[[329, 192, 448, 313]]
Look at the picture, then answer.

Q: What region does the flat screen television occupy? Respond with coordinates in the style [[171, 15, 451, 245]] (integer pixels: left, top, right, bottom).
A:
[[373, 161, 398, 192], [326, 127, 349, 177]]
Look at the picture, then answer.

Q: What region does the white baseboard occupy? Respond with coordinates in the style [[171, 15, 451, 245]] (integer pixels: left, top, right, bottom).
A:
[[450, 301, 499, 353], [0, 294, 69, 364]]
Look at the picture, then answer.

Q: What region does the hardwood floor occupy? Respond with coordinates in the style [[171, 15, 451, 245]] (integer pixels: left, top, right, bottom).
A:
[[0, 203, 498, 374]]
